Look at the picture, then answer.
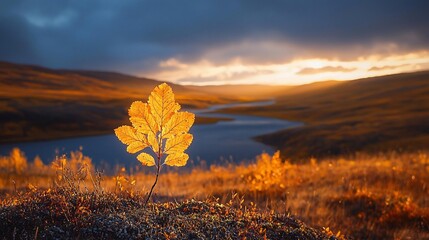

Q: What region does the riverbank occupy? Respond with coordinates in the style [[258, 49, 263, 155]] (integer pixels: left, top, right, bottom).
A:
[[217, 71, 429, 160]]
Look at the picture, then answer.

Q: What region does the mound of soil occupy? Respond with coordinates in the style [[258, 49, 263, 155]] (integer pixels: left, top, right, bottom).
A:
[[0, 190, 333, 239]]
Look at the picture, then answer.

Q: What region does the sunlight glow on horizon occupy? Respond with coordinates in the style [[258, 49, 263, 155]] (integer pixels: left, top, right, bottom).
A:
[[143, 50, 429, 86]]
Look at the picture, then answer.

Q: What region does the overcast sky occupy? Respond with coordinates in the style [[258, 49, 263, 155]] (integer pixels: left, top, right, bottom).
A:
[[1, 0, 429, 85]]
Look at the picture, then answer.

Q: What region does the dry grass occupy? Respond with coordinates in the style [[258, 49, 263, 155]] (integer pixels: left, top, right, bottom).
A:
[[1, 149, 428, 239], [0, 149, 332, 240], [143, 152, 429, 239]]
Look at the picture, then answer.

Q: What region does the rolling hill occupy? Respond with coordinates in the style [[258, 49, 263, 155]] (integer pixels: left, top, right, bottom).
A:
[[0, 61, 255, 143], [185, 84, 292, 98], [218, 71, 429, 159]]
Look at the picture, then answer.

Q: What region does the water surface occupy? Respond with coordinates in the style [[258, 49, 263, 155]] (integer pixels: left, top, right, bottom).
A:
[[0, 101, 301, 168]]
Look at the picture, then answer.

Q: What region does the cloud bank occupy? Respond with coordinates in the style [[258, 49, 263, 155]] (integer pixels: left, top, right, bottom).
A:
[[1, 0, 429, 84]]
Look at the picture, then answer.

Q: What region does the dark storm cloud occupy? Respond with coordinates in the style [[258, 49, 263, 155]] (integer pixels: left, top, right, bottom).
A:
[[0, 0, 428, 73], [0, 14, 36, 61]]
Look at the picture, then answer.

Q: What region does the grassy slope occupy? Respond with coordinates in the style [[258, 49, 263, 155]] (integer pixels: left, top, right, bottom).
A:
[[0, 61, 246, 143], [218, 71, 429, 159]]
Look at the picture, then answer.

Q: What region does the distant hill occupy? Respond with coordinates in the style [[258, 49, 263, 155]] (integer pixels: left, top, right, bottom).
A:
[[0, 61, 245, 143], [0, 61, 277, 102], [1, 61, 297, 143], [219, 71, 429, 159], [185, 84, 292, 98], [0, 61, 188, 100]]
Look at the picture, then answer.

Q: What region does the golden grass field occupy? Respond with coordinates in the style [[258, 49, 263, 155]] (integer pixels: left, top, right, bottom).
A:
[[1, 148, 428, 239]]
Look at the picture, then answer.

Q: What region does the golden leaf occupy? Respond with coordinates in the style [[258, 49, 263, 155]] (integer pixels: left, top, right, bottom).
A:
[[162, 112, 195, 139], [148, 131, 160, 154], [164, 133, 193, 154], [127, 140, 149, 154], [129, 101, 157, 134], [148, 83, 180, 129], [114, 83, 194, 169], [137, 152, 155, 166], [164, 152, 189, 166], [114, 126, 146, 146]]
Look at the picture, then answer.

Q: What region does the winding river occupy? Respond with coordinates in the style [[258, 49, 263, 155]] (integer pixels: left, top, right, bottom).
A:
[[0, 101, 301, 169]]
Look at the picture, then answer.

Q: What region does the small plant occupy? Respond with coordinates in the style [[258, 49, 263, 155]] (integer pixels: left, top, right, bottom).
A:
[[115, 83, 195, 204], [50, 150, 95, 194], [248, 151, 287, 192], [0, 148, 28, 174]]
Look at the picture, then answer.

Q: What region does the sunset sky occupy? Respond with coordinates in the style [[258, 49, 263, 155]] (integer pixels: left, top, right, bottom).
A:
[[1, 1, 429, 85]]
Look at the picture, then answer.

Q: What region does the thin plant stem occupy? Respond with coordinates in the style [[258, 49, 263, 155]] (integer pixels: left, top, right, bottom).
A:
[[144, 154, 161, 205]]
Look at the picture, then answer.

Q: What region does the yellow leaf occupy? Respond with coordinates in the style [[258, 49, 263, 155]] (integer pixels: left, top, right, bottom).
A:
[[148, 83, 180, 129], [115, 126, 137, 145], [162, 111, 195, 139], [114, 126, 141, 144], [127, 140, 149, 154], [164, 133, 193, 154], [115, 126, 149, 154], [148, 131, 160, 154], [137, 152, 155, 166], [164, 152, 189, 166], [114, 83, 194, 171], [129, 101, 158, 134]]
